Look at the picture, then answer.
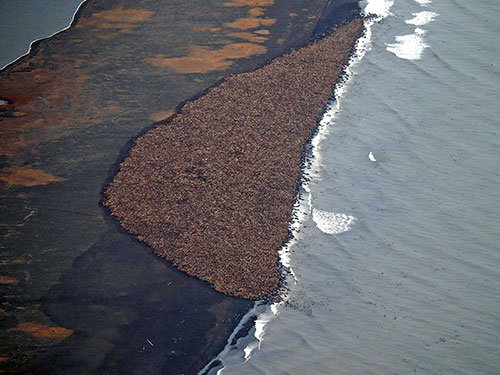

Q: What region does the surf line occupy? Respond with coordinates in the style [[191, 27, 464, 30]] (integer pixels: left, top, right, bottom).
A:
[[0, 0, 88, 71], [198, 1, 395, 373]]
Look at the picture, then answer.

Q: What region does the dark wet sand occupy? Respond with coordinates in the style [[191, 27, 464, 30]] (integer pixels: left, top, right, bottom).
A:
[[34, 230, 253, 375], [0, 0, 359, 373]]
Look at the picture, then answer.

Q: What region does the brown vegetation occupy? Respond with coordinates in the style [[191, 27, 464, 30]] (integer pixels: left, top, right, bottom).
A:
[[224, 17, 276, 30], [0, 167, 67, 187], [223, 0, 274, 7], [226, 32, 268, 43], [12, 322, 73, 340], [0, 276, 19, 284], [248, 8, 266, 17], [76, 8, 154, 33], [192, 26, 223, 32], [145, 43, 267, 73], [150, 110, 176, 123]]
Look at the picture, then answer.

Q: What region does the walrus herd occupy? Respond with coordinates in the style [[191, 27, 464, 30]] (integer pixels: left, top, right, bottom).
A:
[[104, 18, 363, 300]]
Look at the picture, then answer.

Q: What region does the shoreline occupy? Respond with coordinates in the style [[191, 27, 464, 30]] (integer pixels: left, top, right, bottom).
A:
[[103, 17, 363, 301], [232, 8, 383, 365], [0, 0, 361, 373], [0, 0, 89, 71]]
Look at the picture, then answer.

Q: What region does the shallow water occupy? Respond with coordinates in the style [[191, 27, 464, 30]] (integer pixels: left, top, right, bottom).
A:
[[218, 0, 500, 373]]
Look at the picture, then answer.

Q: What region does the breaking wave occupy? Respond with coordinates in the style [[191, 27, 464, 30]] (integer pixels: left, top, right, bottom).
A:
[[386, 2, 437, 60], [312, 209, 356, 235], [199, 1, 395, 373]]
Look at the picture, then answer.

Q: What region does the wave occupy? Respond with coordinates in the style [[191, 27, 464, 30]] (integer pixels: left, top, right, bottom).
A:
[[199, 0, 394, 372], [386, 3, 438, 60], [364, 0, 394, 18], [406, 11, 438, 26], [386, 29, 429, 60], [312, 209, 356, 235]]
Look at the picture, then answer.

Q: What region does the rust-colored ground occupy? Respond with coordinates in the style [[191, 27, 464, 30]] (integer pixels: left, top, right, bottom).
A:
[[150, 110, 176, 123], [148, 3, 277, 74], [0, 276, 19, 285], [224, 0, 275, 6], [104, 18, 363, 300], [0, 167, 66, 187], [12, 322, 73, 340], [145, 43, 268, 74], [224, 17, 276, 30]]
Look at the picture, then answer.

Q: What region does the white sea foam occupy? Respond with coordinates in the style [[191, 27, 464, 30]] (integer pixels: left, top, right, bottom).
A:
[[199, 1, 393, 372], [198, 301, 268, 374], [243, 304, 276, 359], [415, 27, 427, 36], [312, 209, 356, 234], [386, 32, 429, 60], [415, 0, 432, 5], [235, 0, 392, 360], [243, 342, 258, 361], [387, 5, 438, 60], [406, 11, 438, 26], [363, 0, 394, 18]]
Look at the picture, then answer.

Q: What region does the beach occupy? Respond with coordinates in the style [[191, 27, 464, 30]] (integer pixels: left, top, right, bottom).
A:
[[104, 19, 362, 300], [0, 0, 360, 373]]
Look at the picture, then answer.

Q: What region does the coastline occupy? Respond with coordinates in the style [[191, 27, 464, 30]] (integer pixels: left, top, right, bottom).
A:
[[104, 18, 363, 301], [0, 0, 361, 373], [231, 6, 385, 366]]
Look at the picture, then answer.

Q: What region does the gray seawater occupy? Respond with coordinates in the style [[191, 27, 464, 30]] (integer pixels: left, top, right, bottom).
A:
[[0, 0, 84, 69], [218, 0, 500, 374]]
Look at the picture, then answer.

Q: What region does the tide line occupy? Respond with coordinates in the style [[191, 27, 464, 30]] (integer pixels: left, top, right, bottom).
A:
[[204, 0, 395, 371]]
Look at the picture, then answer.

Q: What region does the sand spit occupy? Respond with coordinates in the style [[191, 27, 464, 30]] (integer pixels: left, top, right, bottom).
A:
[[104, 18, 363, 300]]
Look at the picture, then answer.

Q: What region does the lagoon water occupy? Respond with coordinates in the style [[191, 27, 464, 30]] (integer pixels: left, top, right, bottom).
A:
[[0, 0, 84, 69], [217, 0, 500, 374]]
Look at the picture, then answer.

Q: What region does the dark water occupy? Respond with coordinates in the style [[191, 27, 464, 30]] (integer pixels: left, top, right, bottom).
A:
[[0, 0, 85, 69], [214, 0, 500, 374]]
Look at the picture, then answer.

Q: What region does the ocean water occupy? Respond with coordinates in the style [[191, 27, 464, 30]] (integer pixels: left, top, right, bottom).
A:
[[211, 0, 500, 374]]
